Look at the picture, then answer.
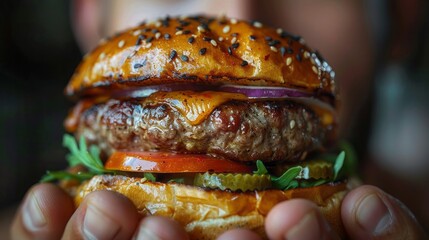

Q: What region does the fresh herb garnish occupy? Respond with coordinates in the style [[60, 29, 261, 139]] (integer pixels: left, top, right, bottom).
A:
[[333, 151, 345, 180], [253, 160, 268, 175], [271, 166, 302, 189], [40, 171, 95, 182], [253, 150, 347, 190], [143, 173, 157, 182], [41, 134, 115, 183], [63, 134, 108, 174]]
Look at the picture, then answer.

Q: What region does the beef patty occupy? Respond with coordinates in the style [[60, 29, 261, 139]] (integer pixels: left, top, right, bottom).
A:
[[76, 99, 331, 162]]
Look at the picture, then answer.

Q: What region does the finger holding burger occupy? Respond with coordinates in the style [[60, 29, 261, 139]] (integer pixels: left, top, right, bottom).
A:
[[11, 183, 426, 239]]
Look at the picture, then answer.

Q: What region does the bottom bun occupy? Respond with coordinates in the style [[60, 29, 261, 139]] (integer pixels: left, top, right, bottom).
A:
[[73, 175, 348, 239]]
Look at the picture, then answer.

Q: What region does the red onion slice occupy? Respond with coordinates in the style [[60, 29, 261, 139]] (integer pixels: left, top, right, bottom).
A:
[[111, 83, 212, 98], [218, 85, 312, 98], [109, 83, 335, 117]]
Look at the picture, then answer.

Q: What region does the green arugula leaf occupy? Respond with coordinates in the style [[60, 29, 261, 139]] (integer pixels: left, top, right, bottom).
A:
[[339, 141, 358, 176], [333, 151, 345, 180], [41, 134, 115, 183], [144, 173, 156, 182], [253, 160, 268, 175], [40, 171, 95, 183], [285, 180, 299, 190], [272, 166, 302, 189]]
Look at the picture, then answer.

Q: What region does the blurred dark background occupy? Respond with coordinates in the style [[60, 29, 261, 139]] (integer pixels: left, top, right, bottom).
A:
[[1, 0, 429, 237], [0, 0, 80, 209]]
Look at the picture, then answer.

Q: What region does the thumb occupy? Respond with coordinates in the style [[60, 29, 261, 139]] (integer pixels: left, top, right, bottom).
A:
[[341, 185, 427, 239]]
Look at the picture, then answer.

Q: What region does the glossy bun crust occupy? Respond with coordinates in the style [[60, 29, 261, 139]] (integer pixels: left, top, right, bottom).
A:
[[67, 16, 336, 99], [74, 175, 347, 239]]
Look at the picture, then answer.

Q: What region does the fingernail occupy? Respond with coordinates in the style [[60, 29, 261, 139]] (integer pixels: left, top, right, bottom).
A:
[[286, 211, 321, 240], [82, 204, 120, 240], [22, 192, 47, 231], [357, 194, 392, 235], [134, 222, 160, 240]]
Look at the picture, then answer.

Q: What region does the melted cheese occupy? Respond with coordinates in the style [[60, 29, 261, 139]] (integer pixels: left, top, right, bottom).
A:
[[145, 91, 248, 125]]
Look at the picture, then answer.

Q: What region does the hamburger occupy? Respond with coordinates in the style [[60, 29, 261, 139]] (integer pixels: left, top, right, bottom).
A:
[[43, 15, 351, 239]]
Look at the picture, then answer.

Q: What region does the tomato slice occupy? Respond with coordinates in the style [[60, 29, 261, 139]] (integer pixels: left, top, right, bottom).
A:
[[105, 151, 252, 173]]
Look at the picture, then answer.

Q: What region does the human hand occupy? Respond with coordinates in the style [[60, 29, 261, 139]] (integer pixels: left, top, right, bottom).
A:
[[10, 183, 189, 240], [11, 184, 426, 240], [218, 185, 427, 240]]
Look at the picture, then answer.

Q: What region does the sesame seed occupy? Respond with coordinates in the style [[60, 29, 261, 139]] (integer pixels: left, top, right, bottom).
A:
[[253, 21, 262, 28], [99, 52, 106, 59], [203, 37, 211, 42], [231, 37, 237, 44], [181, 55, 189, 62], [286, 57, 292, 66], [146, 37, 154, 43], [268, 40, 280, 46], [296, 54, 302, 62], [152, 29, 159, 33], [98, 38, 107, 45], [312, 66, 318, 74], [199, 48, 207, 55], [135, 35, 146, 46], [164, 33, 171, 40], [290, 120, 296, 129], [154, 21, 161, 27], [231, 33, 238, 37], [223, 25, 230, 33], [286, 47, 294, 54], [230, 18, 237, 24], [143, 28, 151, 33], [315, 57, 321, 67], [241, 60, 248, 66], [197, 25, 205, 32], [162, 18, 170, 27], [188, 36, 195, 43], [179, 20, 190, 27], [200, 23, 209, 31], [134, 63, 145, 69], [218, 37, 224, 42], [304, 51, 310, 59], [270, 46, 278, 52], [145, 43, 152, 48], [227, 46, 232, 55], [276, 28, 283, 35], [133, 30, 142, 36], [169, 50, 177, 61], [280, 47, 286, 57], [155, 32, 161, 39], [175, 30, 183, 36], [249, 35, 256, 41], [232, 42, 239, 49], [210, 39, 217, 47], [118, 40, 125, 48], [265, 36, 272, 41], [183, 30, 191, 35], [279, 31, 288, 38]]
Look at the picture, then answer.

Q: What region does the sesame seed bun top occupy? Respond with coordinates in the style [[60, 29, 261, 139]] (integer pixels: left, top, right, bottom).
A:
[[66, 15, 336, 100]]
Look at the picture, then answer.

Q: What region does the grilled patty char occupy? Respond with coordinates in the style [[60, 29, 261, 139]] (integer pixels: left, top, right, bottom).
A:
[[77, 99, 330, 162]]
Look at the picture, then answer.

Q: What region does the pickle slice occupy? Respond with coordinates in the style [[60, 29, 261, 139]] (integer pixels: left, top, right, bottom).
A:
[[273, 159, 334, 180], [194, 173, 272, 191]]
